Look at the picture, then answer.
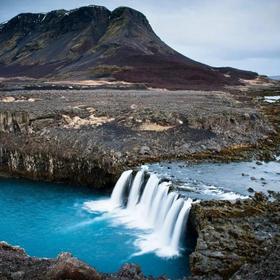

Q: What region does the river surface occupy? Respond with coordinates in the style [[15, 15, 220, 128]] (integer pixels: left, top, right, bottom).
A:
[[0, 159, 279, 279], [145, 159, 280, 200]]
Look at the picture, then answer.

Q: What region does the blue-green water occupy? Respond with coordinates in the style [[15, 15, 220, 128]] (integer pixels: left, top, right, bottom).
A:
[[0, 178, 193, 279], [2, 160, 278, 279]]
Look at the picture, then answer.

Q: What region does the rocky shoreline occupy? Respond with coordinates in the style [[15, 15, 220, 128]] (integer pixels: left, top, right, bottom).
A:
[[0, 242, 157, 280]]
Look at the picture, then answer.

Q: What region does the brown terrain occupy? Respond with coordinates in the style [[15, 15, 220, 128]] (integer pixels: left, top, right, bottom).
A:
[[189, 193, 280, 280]]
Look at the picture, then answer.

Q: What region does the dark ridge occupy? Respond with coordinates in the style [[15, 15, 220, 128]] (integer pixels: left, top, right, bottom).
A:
[[216, 67, 258, 80], [1, 13, 45, 33], [0, 5, 258, 89], [111, 6, 154, 33]]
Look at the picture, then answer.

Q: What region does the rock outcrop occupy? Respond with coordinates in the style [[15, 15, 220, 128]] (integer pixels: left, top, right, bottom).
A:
[[0, 111, 29, 133], [0, 242, 154, 280], [0, 5, 258, 90], [188, 193, 280, 279]]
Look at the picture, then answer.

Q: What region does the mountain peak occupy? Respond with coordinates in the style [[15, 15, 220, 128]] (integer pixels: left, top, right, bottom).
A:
[[111, 6, 153, 33], [0, 5, 258, 89], [112, 6, 148, 19]]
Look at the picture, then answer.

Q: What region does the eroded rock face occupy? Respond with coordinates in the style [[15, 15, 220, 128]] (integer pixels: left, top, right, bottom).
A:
[[0, 241, 52, 280], [0, 89, 275, 188], [188, 193, 280, 279], [0, 111, 29, 133], [0, 147, 119, 188]]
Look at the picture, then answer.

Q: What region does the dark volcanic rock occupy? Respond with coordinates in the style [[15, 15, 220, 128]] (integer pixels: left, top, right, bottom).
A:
[[0, 242, 155, 280], [46, 252, 101, 280], [0, 242, 52, 280], [230, 236, 280, 280], [0, 5, 258, 90], [188, 193, 280, 280]]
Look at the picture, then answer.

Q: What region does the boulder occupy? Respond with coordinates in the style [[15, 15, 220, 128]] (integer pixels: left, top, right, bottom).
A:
[[46, 253, 101, 280]]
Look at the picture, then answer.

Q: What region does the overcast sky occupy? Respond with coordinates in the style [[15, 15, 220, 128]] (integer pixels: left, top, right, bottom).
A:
[[0, 0, 279, 76]]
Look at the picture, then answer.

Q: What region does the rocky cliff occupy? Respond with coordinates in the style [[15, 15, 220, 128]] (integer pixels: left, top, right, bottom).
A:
[[0, 5, 258, 90], [188, 193, 280, 279], [0, 88, 275, 187]]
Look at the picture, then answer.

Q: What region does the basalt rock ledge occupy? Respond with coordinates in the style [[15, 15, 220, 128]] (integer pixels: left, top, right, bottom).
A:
[[188, 193, 280, 280], [0, 89, 275, 187]]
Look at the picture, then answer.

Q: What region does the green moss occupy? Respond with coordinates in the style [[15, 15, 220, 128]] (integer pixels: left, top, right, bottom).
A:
[[98, 17, 130, 44]]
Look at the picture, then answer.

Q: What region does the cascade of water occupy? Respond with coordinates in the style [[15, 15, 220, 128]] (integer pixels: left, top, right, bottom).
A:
[[138, 174, 160, 217], [92, 170, 194, 257], [156, 191, 178, 228], [170, 198, 193, 251], [127, 170, 145, 209], [160, 198, 184, 245], [110, 170, 133, 207], [149, 182, 169, 226]]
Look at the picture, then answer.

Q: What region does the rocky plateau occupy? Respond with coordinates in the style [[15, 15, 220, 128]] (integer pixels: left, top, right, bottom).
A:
[[0, 85, 278, 188]]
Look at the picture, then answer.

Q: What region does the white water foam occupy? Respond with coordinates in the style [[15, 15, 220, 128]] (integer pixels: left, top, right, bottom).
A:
[[127, 170, 145, 209], [110, 170, 133, 207], [201, 184, 248, 200], [171, 198, 193, 250], [264, 96, 280, 103]]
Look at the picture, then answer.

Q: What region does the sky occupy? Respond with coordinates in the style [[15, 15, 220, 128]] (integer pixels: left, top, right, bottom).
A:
[[0, 0, 279, 76]]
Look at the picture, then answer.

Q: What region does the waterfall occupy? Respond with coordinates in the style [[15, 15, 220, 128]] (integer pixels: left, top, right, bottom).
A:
[[156, 191, 178, 228], [87, 170, 194, 257], [110, 170, 133, 207], [160, 198, 184, 245], [149, 182, 169, 226], [138, 174, 160, 217], [171, 198, 193, 250], [127, 170, 145, 209]]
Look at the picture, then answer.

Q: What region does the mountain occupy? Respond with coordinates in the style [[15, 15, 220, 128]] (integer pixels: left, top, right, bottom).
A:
[[0, 5, 258, 89]]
